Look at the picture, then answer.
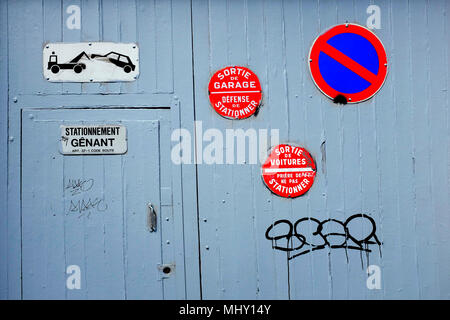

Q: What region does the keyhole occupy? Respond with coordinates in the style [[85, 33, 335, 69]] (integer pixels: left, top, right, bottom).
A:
[[162, 266, 171, 274]]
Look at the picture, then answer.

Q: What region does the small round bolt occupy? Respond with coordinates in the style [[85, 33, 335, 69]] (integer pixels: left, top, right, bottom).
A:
[[203, 218, 207, 222], [348, 98, 352, 101], [28, 114, 34, 119], [165, 217, 169, 221], [166, 240, 170, 245], [205, 245, 209, 250], [222, 200, 225, 203], [13, 97, 18, 103], [8, 136, 14, 142]]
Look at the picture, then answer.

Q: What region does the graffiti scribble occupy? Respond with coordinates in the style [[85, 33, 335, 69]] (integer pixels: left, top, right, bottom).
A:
[[65, 178, 94, 196], [68, 198, 108, 218], [265, 214, 381, 261]]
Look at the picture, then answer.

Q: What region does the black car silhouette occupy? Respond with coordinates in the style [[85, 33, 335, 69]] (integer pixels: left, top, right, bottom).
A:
[[90, 52, 136, 73]]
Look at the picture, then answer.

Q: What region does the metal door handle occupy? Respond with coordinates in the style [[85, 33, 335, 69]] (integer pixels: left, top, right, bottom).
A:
[[147, 203, 157, 232]]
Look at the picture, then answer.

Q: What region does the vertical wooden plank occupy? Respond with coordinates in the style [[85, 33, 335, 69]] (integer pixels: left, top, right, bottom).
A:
[[427, 0, 450, 299], [7, 0, 26, 300], [302, 0, 332, 300], [124, 120, 163, 299], [0, 0, 8, 299], [171, 0, 201, 299], [223, 0, 259, 299], [314, 0, 345, 300], [7, 0, 44, 95], [99, 0, 121, 94], [389, 0, 420, 298], [80, 0, 101, 93], [154, 0, 174, 93], [118, 0, 138, 94], [62, 147, 88, 299], [247, 0, 287, 300], [335, 0, 366, 300], [373, 0, 403, 299], [21, 116, 66, 299], [43, 0, 63, 94], [282, 0, 314, 300], [191, 0, 215, 299], [352, 0, 383, 300], [262, 0, 292, 299], [409, 0, 440, 299], [62, 0, 82, 94], [81, 148, 124, 298], [136, 0, 156, 94], [194, 0, 229, 300]]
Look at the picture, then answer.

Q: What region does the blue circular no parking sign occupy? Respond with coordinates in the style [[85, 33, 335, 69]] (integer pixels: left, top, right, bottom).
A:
[[309, 24, 388, 104]]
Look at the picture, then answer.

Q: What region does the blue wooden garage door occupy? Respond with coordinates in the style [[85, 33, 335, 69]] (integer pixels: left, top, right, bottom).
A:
[[21, 108, 184, 299]]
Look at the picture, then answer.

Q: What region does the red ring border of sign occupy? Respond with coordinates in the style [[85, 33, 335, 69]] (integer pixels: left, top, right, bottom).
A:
[[308, 23, 388, 103], [261, 143, 317, 198]]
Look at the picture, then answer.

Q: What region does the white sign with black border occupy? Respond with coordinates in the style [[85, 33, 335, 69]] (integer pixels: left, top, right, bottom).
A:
[[44, 42, 139, 82], [60, 125, 127, 155]]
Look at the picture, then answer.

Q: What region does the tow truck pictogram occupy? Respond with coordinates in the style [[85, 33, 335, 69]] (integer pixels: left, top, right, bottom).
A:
[[47, 51, 90, 74]]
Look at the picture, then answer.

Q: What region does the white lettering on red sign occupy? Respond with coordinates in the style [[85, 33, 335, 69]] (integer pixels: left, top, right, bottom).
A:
[[262, 144, 316, 198], [208, 66, 262, 119]]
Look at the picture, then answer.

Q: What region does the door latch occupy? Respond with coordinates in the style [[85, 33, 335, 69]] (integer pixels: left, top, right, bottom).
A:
[[147, 203, 157, 232]]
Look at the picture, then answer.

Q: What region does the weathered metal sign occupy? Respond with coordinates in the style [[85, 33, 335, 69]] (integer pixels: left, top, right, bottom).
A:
[[60, 125, 127, 155], [43, 42, 139, 82], [262, 144, 316, 198], [309, 23, 387, 104], [208, 66, 262, 119]]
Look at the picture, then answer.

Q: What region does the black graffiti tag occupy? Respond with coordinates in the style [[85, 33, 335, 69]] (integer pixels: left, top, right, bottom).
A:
[[265, 214, 381, 260]]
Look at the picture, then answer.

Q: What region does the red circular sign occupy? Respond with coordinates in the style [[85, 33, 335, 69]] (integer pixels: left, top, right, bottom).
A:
[[208, 66, 262, 119], [262, 144, 316, 198], [309, 23, 388, 103]]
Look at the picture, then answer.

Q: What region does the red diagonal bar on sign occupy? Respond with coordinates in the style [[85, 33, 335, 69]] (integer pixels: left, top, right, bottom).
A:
[[321, 42, 378, 84]]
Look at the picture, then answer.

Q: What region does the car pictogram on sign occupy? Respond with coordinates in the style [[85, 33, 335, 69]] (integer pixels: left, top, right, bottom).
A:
[[308, 23, 388, 104], [90, 51, 136, 73]]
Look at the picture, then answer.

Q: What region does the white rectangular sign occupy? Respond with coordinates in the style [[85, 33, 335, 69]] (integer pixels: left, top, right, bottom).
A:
[[44, 42, 139, 82], [60, 125, 127, 155]]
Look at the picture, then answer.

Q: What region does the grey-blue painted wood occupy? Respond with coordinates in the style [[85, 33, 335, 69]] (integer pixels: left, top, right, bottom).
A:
[[0, 0, 9, 300], [3, 0, 200, 299], [1, 0, 449, 299], [192, 0, 449, 299], [20, 109, 185, 299]]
